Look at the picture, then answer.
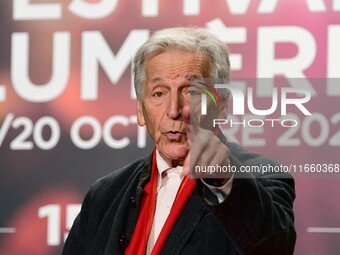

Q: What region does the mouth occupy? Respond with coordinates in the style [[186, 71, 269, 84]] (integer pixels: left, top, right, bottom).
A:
[[165, 131, 186, 140]]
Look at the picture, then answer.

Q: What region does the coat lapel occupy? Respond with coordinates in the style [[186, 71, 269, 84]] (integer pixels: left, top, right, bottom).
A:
[[160, 189, 208, 254]]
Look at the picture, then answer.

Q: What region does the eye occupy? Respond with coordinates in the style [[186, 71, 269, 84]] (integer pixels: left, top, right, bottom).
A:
[[188, 89, 201, 96], [153, 91, 164, 97]]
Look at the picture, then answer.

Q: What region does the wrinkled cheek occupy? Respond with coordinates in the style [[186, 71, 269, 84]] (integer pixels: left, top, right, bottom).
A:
[[144, 117, 156, 141]]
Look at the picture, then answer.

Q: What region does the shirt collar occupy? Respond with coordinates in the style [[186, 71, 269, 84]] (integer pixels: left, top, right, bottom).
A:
[[155, 149, 184, 190]]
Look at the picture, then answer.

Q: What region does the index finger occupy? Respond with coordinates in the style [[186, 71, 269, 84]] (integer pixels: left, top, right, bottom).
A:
[[182, 105, 199, 139]]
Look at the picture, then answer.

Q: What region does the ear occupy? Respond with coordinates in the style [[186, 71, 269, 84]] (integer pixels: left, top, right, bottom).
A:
[[217, 99, 228, 119], [137, 101, 146, 126]]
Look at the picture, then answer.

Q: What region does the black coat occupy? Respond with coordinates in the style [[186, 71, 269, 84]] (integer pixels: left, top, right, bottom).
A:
[[62, 142, 296, 255]]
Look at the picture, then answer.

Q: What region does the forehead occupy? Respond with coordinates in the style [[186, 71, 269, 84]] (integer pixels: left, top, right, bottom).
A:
[[144, 50, 213, 82]]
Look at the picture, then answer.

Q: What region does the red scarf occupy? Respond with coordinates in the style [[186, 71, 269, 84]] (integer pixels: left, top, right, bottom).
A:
[[125, 151, 196, 255]]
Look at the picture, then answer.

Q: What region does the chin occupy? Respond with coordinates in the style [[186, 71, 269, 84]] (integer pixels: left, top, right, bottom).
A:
[[159, 143, 188, 161]]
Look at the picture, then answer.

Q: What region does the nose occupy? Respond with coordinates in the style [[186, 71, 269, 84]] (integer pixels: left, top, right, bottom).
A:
[[167, 92, 183, 120]]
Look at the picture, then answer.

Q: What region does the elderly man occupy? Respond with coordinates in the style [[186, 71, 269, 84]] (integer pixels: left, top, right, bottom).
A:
[[62, 27, 296, 255]]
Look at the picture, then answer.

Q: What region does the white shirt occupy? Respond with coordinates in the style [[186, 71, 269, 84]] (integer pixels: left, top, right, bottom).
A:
[[146, 150, 185, 254], [146, 149, 233, 254]]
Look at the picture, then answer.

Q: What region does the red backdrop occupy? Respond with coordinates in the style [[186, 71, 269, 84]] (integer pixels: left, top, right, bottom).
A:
[[0, 1, 339, 254]]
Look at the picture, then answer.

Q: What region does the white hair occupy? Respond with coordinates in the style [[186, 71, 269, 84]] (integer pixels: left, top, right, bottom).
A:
[[133, 27, 230, 101]]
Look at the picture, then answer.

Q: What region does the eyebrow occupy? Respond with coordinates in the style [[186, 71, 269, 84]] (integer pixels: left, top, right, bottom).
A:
[[150, 75, 203, 84], [187, 75, 202, 81]]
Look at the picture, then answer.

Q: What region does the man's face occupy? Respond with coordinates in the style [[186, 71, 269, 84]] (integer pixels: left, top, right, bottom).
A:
[[137, 50, 224, 166]]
